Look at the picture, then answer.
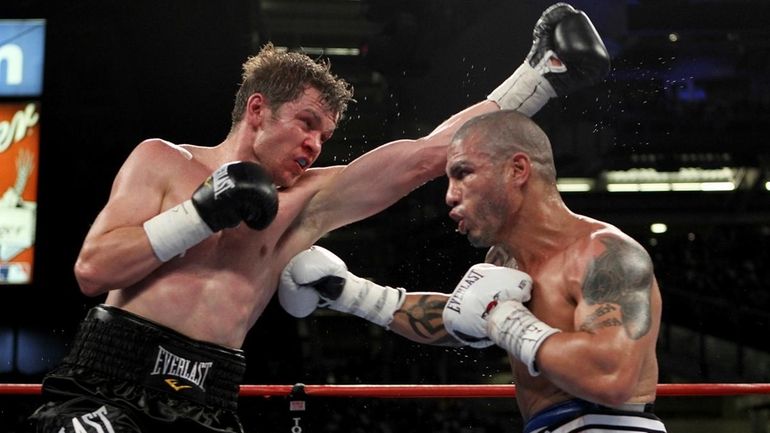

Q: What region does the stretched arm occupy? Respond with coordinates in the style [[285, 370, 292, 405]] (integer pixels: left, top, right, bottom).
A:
[[279, 246, 532, 348], [278, 245, 458, 344], [298, 2, 610, 244], [300, 100, 497, 240]]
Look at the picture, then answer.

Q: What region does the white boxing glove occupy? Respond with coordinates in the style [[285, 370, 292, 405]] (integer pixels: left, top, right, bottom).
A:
[[278, 245, 346, 318], [278, 245, 406, 328], [442, 264, 533, 348], [487, 301, 561, 377]]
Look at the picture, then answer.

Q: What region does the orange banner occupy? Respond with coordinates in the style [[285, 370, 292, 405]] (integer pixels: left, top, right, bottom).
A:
[[0, 101, 39, 284]]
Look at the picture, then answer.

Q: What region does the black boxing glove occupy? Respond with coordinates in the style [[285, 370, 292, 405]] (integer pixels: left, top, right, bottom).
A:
[[487, 2, 610, 115], [527, 2, 611, 96], [143, 161, 278, 262], [191, 161, 278, 231]]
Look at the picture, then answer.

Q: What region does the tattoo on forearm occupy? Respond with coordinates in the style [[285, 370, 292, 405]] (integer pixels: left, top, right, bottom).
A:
[[582, 237, 653, 339], [396, 295, 458, 345]]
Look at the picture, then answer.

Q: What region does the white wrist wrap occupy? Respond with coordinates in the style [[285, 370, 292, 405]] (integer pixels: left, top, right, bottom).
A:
[[486, 301, 560, 377], [143, 199, 214, 262], [329, 272, 406, 329], [487, 62, 557, 116]]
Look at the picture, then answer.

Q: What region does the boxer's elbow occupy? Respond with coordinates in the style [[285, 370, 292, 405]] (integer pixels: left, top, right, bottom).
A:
[[74, 257, 108, 297], [583, 366, 639, 407], [592, 379, 636, 407], [553, 346, 639, 406]]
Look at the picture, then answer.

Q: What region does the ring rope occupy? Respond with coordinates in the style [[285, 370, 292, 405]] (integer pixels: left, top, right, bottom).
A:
[[2, 383, 770, 398]]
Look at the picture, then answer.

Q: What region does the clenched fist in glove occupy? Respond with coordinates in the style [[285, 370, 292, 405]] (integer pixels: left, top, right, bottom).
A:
[[278, 245, 406, 328], [527, 2, 611, 96], [442, 264, 533, 348], [488, 2, 610, 116], [143, 161, 278, 262]]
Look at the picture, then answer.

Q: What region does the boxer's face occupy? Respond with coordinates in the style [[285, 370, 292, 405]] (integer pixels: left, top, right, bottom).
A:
[[446, 139, 511, 248], [252, 87, 338, 188]]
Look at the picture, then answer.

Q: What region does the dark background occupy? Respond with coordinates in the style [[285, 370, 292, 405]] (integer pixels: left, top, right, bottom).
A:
[[2, 0, 770, 431]]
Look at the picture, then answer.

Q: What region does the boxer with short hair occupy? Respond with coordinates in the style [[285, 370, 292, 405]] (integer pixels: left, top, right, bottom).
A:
[[279, 5, 666, 432], [30, 3, 608, 432], [281, 110, 667, 432]]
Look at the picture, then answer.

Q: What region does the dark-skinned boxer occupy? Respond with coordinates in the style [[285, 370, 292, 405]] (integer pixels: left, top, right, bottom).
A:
[[279, 4, 665, 433]]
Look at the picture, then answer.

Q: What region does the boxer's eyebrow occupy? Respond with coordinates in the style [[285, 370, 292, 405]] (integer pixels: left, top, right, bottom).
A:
[[300, 109, 336, 142], [447, 161, 472, 179]]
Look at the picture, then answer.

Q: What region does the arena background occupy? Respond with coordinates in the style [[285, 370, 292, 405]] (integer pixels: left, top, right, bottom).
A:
[[1, 0, 770, 432]]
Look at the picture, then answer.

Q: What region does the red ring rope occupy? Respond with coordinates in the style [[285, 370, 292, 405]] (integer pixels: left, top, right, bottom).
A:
[[2, 383, 770, 398]]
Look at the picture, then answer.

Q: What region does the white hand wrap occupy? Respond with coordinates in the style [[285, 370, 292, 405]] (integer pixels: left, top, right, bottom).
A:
[[330, 272, 406, 329], [143, 199, 213, 262], [279, 245, 406, 328], [487, 61, 557, 116], [442, 264, 533, 348], [486, 301, 561, 377]]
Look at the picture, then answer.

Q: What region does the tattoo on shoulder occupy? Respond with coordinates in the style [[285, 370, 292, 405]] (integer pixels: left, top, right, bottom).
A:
[[396, 295, 458, 346], [581, 236, 654, 339]]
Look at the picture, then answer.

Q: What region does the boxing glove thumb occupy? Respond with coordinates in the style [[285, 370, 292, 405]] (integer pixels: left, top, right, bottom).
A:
[[278, 246, 348, 318]]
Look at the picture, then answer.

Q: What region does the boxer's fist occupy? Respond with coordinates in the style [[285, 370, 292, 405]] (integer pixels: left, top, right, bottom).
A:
[[279, 246, 406, 328], [527, 2, 610, 96], [442, 264, 532, 348], [192, 161, 278, 231], [143, 161, 278, 262], [279, 245, 348, 318]]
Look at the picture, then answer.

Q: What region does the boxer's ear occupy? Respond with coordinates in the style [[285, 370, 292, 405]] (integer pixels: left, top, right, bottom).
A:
[[245, 93, 269, 127], [508, 152, 532, 186]]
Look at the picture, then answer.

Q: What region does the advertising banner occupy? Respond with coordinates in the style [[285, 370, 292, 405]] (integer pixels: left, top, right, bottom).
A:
[[0, 19, 46, 97], [0, 101, 39, 283]]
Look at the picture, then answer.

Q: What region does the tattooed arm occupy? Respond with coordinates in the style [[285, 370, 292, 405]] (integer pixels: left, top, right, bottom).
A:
[[389, 294, 461, 346], [532, 233, 660, 406], [387, 246, 521, 346]]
